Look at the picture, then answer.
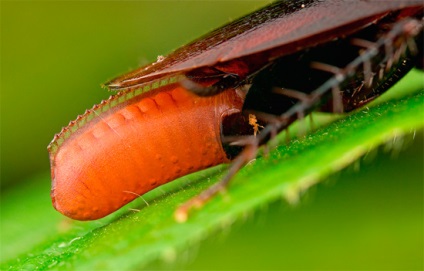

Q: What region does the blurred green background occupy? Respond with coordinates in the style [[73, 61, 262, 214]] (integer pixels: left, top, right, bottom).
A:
[[1, 1, 422, 269]]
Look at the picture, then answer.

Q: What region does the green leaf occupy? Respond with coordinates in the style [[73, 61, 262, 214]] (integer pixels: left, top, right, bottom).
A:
[[1, 69, 423, 270]]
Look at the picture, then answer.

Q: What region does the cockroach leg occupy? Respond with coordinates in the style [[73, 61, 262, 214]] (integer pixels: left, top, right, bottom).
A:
[[350, 38, 377, 87], [181, 73, 241, 97], [310, 61, 343, 75], [406, 36, 418, 55], [385, 41, 395, 71], [309, 62, 345, 112], [393, 40, 407, 63], [332, 85, 344, 113], [175, 144, 259, 223], [176, 18, 423, 223], [226, 135, 257, 148], [180, 78, 222, 96], [309, 114, 315, 132], [350, 38, 376, 49], [264, 123, 280, 154], [384, 18, 422, 71], [272, 87, 312, 102], [378, 64, 385, 80], [404, 19, 422, 47], [296, 109, 307, 138], [363, 59, 374, 88]]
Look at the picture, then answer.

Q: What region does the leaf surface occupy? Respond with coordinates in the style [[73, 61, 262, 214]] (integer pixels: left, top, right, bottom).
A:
[[1, 70, 423, 270]]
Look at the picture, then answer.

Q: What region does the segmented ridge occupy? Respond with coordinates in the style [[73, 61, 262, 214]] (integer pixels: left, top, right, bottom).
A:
[[47, 75, 182, 155]]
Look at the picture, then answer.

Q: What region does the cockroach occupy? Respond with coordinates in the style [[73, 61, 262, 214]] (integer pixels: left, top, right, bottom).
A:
[[48, 0, 423, 221]]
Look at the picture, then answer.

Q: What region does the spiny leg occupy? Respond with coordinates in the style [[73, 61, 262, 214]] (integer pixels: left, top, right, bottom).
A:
[[175, 18, 423, 222], [310, 61, 345, 113], [272, 87, 315, 136], [175, 143, 259, 222]]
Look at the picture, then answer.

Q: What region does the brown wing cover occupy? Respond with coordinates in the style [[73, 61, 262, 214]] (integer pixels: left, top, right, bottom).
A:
[[107, 0, 423, 90]]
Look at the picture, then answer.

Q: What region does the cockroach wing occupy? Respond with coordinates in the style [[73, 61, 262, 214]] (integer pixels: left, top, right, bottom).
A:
[[106, 0, 423, 90]]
